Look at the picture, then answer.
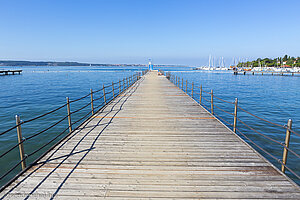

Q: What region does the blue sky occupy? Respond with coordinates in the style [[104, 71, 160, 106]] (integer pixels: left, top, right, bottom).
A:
[[0, 0, 299, 65]]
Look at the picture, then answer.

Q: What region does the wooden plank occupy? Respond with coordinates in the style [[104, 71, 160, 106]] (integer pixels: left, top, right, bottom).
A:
[[0, 71, 299, 199]]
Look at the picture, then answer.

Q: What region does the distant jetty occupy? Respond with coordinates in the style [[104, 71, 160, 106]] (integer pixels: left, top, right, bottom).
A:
[[234, 70, 300, 76], [0, 70, 22, 75]]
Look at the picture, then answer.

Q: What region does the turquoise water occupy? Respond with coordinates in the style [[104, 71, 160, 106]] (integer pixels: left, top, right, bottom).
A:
[[0, 66, 299, 187]]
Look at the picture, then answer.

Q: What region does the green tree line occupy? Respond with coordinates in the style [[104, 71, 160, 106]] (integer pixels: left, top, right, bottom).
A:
[[237, 55, 300, 68]]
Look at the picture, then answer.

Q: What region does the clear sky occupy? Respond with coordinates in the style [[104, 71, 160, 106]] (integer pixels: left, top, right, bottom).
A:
[[0, 0, 299, 65]]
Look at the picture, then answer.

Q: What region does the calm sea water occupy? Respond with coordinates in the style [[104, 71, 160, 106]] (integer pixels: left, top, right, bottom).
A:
[[0, 65, 146, 186], [0, 66, 299, 186], [166, 68, 300, 185]]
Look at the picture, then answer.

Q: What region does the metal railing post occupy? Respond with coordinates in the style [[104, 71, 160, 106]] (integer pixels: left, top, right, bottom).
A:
[[112, 81, 115, 99], [123, 78, 125, 91], [211, 89, 214, 115], [233, 98, 238, 133], [66, 97, 72, 133], [185, 80, 188, 93], [191, 82, 194, 98], [181, 78, 183, 90], [103, 84, 106, 104], [281, 119, 292, 173], [90, 89, 94, 115], [199, 85, 202, 104], [15, 115, 26, 170], [119, 80, 121, 94], [126, 78, 128, 88]]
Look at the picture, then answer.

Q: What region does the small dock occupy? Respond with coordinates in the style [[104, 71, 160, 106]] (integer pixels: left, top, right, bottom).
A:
[[234, 70, 300, 76], [1, 71, 299, 199], [0, 70, 22, 75]]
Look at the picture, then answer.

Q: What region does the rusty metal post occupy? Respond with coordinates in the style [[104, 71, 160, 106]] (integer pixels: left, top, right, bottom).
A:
[[211, 89, 214, 115], [103, 84, 106, 104], [66, 97, 72, 133], [119, 80, 121, 94], [185, 80, 188, 93], [112, 81, 115, 99], [233, 98, 238, 133], [281, 119, 292, 173], [90, 89, 94, 115], [199, 85, 202, 104], [122, 78, 125, 91], [15, 115, 26, 170], [191, 82, 194, 98]]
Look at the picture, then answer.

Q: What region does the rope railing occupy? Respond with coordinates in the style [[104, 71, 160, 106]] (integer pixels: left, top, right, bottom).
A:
[[70, 101, 92, 115], [0, 143, 20, 159], [235, 127, 300, 180], [288, 128, 300, 137], [27, 126, 70, 158], [69, 93, 91, 103], [201, 89, 210, 94], [169, 73, 300, 180], [0, 71, 145, 186], [236, 105, 286, 128], [93, 94, 105, 102], [25, 115, 69, 142], [213, 112, 234, 127], [0, 156, 28, 182], [213, 95, 235, 104], [201, 96, 210, 103], [213, 104, 234, 116], [236, 117, 300, 159], [22, 103, 68, 124], [0, 103, 69, 137]]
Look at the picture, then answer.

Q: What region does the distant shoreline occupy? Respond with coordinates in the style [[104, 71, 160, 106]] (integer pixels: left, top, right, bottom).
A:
[[0, 60, 188, 67]]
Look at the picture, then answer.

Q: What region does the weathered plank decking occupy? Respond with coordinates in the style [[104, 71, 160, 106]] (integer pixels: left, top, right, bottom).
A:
[[1, 71, 300, 199]]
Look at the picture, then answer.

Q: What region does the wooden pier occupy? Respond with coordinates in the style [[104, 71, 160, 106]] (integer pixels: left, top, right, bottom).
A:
[[1, 71, 300, 199], [234, 70, 300, 76], [0, 70, 22, 75]]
